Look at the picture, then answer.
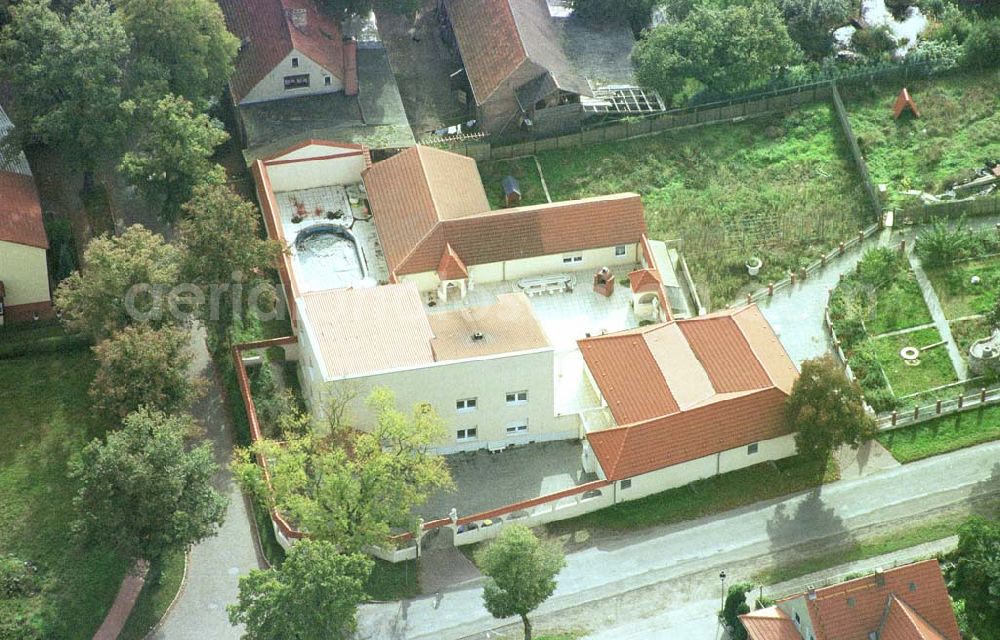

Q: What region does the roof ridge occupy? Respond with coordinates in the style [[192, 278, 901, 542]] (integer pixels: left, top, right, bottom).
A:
[[394, 222, 443, 277], [892, 596, 951, 640], [729, 310, 778, 392]]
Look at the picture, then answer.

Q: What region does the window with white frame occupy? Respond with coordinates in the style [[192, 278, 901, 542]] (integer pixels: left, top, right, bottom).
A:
[[620, 478, 632, 490], [505, 423, 528, 435], [562, 255, 583, 264], [456, 398, 477, 412], [614, 245, 627, 257], [505, 390, 528, 405], [283, 74, 310, 89], [747, 442, 759, 455], [456, 428, 478, 441]]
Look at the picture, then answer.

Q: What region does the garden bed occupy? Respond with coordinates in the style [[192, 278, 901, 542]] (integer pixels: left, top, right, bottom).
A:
[[480, 103, 869, 307], [870, 327, 958, 398], [926, 255, 1000, 320], [843, 71, 1000, 208]]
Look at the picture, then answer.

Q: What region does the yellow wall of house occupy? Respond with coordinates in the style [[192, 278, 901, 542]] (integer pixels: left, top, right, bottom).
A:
[[0, 240, 50, 307], [241, 49, 343, 105]]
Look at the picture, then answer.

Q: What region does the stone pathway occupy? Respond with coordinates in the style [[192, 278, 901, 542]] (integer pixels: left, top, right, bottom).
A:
[[92, 562, 148, 640], [833, 440, 900, 482], [905, 250, 969, 381]]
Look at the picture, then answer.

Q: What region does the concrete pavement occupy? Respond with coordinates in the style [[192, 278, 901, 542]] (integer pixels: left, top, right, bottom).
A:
[[150, 329, 264, 640], [356, 441, 1000, 640]]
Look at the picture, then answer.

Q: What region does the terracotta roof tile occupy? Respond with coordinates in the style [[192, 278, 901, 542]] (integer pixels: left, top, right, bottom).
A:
[[802, 560, 961, 640], [880, 597, 948, 640], [740, 607, 802, 640], [428, 292, 549, 360], [628, 268, 661, 293], [679, 312, 773, 393], [0, 171, 47, 249], [437, 243, 469, 280], [219, 0, 345, 103]]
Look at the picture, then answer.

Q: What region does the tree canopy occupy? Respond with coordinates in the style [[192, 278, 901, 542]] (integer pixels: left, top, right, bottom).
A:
[[119, 94, 228, 222], [228, 540, 372, 640], [950, 516, 1000, 640], [0, 0, 131, 168], [89, 325, 202, 420], [776, 0, 851, 59], [786, 355, 878, 459], [475, 525, 566, 640], [69, 409, 227, 565], [634, 0, 800, 102], [54, 225, 183, 341], [233, 388, 453, 551], [118, 0, 239, 107]]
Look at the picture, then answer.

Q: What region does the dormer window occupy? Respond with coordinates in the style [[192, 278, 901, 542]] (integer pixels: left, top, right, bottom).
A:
[[292, 57, 299, 67]]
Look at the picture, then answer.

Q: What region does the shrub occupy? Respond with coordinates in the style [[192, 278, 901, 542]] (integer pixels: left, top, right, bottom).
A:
[[864, 387, 898, 412], [916, 218, 972, 268], [857, 247, 903, 288], [0, 555, 40, 598], [720, 582, 754, 640], [852, 25, 898, 59], [962, 18, 1000, 69]]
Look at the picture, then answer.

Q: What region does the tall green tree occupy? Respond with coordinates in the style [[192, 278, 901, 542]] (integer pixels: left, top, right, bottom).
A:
[[54, 225, 183, 341], [776, 0, 851, 59], [69, 409, 227, 566], [179, 183, 284, 346], [118, 0, 239, 107], [228, 540, 372, 640], [475, 525, 566, 640], [634, 0, 800, 101], [950, 516, 1000, 640], [786, 355, 878, 460], [233, 388, 453, 551], [120, 94, 228, 222], [90, 325, 202, 420], [0, 0, 131, 170]]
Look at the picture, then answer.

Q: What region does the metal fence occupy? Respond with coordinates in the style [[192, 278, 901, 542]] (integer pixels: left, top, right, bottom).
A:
[[831, 83, 883, 223]]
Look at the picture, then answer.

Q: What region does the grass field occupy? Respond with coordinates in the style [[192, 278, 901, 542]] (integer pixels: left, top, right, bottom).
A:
[[118, 550, 186, 640], [0, 349, 128, 639], [844, 71, 1000, 207], [926, 256, 1000, 320], [481, 103, 869, 307], [546, 455, 838, 535], [878, 402, 1000, 463], [867, 273, 933, 336], [477, 157, 548, 209], [870, 327, 958, 397]]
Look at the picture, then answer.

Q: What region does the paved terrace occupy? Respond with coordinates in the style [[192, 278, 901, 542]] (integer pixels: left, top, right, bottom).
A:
[[416, 440, 593, 523]]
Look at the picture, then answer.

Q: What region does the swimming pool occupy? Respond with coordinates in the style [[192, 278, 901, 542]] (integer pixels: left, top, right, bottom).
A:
[[293, 224, 368, 291]]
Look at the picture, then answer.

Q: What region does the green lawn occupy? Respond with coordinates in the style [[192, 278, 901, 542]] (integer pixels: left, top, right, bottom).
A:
[[926, 257, 1000, 320], [481, 103, 869, 307], [476, 157, 548, 209], [366, 558, 419, 601], [878, 403, 1000, 463], [546, 455, 838, 535], [867, 273, 933, 336], [118, 550, 186, 640], [844, 71, 1000, 207], [871, 327, 958, 397], [0, 350, 129, 639]]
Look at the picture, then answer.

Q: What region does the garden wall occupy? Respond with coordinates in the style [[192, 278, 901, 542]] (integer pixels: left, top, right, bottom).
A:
[[900, 196, 1000, 225], [831, 83, 882, 222]]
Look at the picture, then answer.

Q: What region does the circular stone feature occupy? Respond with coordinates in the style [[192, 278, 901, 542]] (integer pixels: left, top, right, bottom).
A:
[[900, 346, 920, 361]]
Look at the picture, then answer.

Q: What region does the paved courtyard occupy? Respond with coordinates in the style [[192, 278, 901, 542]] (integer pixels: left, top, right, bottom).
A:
[[416, 440, 593, 522]]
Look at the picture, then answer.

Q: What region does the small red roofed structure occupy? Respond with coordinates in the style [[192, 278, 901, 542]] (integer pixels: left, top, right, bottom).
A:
[[893, 88, 921, 119]]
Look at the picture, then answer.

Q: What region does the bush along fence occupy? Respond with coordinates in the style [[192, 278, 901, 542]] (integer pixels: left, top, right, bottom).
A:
[[878, 384, 1000, 432], [231, 337, 619, 562], [831, 82, 882, 223]]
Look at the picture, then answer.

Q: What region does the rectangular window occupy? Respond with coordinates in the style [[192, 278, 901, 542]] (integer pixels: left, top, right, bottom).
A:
[[291, 57, 299, 68], [747, 443, 759, 455], [456, 398, 477, 412], [456, 428, 477, 441], [324, 76, 332, 86], [283, 74, 310, 89], [614, 245, 627, 257], [506, 423, 528, 435], [620, 478, 632, 490], [505, 391, 528, 405], [562, 255, 583, 264]]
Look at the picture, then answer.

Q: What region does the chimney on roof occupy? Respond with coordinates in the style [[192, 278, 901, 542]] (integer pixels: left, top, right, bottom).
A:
[[343, 37, 359, 97], [287, 8, 308, 30], [807, 589, 817, 601], [875, 568, 885, 588]]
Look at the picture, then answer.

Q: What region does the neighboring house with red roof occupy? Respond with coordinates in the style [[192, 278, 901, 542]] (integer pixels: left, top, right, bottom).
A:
[[741, 560, 961, 640], [0, 105, 51, 325], [578, 305, 798, 498], [218, 0, 357, 106]]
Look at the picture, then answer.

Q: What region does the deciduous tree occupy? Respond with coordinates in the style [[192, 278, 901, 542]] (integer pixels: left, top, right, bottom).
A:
[[54, 225, 183, 341], [90, 325, 202, 420], [118, 0, 239, 107], [475, 525, 566, 640], [69, 409, 227, 565], [233, 388, 453, 551], [950, 516, 1000, 640], [786, 355, 878, 459], [0, 0, 131, 169], [776, 0, 851, 59], [228, 540, 372, 640], [120, 94, 228, 222]]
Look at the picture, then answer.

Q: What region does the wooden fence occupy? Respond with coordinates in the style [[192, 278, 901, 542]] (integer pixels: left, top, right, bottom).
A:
[[899, 196, 1000, 225]]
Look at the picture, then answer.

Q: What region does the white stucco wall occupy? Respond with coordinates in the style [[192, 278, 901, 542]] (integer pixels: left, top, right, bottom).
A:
[[614, 432, 798, 503], [240, 49, 343, 105], [266, 150, 367, 192], [306, 348, 576, 452], [0, 240, 49, 306]]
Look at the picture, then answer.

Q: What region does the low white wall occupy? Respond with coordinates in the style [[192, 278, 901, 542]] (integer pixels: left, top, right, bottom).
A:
[[266, 151, 367, 192]]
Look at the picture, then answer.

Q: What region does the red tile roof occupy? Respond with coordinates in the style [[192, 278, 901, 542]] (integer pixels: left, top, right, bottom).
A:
[[628, 268, 661, 293], [799, 560, 961, 640], [443, 0, 589, 105], [437, 243, 469, 280], [219, 0, 346, 103], [364, 146, 647, 278], [0, 171, 47, 249], [740, 607, 802, 640], [580, 305, 797, 480], [880, 597, 948, 640]]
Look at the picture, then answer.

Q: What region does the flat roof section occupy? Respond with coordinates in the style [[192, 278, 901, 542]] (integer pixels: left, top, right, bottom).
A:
[[428, 292, 551, 361]]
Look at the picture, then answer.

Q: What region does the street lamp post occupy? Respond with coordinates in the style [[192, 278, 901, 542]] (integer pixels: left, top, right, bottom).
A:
[[719, 570, 727, 611]]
